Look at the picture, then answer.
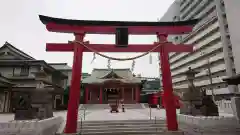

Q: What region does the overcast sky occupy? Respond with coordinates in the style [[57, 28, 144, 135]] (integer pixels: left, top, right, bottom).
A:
[[0, 0, 174, 77]]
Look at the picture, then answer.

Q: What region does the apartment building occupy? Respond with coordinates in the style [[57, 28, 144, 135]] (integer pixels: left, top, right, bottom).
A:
[[160, 0, 238, 98]]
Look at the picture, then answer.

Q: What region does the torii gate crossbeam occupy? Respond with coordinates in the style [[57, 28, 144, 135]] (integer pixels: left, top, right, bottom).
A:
[[46, 43, 193, 52]]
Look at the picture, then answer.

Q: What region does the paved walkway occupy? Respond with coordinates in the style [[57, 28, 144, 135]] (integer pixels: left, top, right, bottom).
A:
[[0, 108, 234, 122], [82, 109, 162, 121], [77, 108, 234, 122]]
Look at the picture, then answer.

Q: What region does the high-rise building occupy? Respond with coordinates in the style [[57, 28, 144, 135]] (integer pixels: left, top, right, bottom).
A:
[[160, 0, 240, 98]]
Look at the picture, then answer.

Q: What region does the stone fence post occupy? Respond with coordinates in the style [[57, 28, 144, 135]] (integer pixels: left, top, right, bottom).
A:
[[231, 97, 240, 123]]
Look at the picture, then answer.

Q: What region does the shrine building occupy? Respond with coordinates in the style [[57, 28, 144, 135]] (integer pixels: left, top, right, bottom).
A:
[[0, 42, 68, 113], [82, 68, 142, 104]]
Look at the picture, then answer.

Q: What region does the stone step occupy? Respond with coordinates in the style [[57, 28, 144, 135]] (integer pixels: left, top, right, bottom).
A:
[[79, 130, 183, 135], [81, 104, 110, 110], [78, 121, 165, 127], [78, 122, 165, 127], [80, 104, 144, 110], [79, 123, 165, 129], [76, 119, 171, 135], [123, 104, 143, 109], [77, 121, 168, 134], [79, 126, 165, 132], [79, 119, 165, 124]]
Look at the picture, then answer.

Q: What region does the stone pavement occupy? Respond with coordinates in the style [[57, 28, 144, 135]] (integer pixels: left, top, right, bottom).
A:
[[0, 108, 234, 122], [82, 109, 162, 121], [56, 109, 168, 122], [78, 108, 234, 121], [0, 113, 14, 122], [1, 108, 236, 135]]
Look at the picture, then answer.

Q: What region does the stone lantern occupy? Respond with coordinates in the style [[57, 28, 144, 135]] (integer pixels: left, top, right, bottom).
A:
[[31, 66, 53, 119], [180, 67, 203, 115], [186, 67, 199, 84]]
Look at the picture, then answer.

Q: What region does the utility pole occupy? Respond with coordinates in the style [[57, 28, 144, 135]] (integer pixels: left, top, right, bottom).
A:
[[201, 51, 215, 101], [206, 59, 215, 102]]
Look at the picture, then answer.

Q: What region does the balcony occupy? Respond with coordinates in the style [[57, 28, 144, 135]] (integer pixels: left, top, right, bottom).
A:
[[181, 0, 202, 20], [180, 0, 192, 13], [185, 0, 211, 20], [172, 61, 226, 84], [170, 20, 219, 64], [170, 33, 222, 71], [174, 75, 226, 90], [169, 3, 217, 58]]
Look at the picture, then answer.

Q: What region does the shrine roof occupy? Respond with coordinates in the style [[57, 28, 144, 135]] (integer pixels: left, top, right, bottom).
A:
[[82, 68, 142, 84], [0, 60, 67, 78], [0, 42, 35, 60], [142, 79, 161, 91], [223, 74, 240, 85], [49, 63, 72, 71], [39, 15, 199, 27]]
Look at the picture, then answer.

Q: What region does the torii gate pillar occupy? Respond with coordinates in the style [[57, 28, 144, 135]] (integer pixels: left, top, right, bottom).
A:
[[158, 34, 178, 130], [64, 33, 85, 133]]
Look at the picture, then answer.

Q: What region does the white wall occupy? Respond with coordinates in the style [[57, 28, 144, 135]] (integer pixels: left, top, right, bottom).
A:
[[216, 99, 233, 114], [178, 114, 239, 135], [0, 116, 63, 135]]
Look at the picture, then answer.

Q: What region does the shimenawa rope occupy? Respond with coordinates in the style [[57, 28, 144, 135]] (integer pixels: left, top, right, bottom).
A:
[[69, 40, 166, 61]]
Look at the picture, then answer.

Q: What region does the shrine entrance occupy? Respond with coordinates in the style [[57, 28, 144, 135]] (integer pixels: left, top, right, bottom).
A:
[[82, 68, 141, 104], [105, 88, 120, 103], [39, 15, 197, 134]]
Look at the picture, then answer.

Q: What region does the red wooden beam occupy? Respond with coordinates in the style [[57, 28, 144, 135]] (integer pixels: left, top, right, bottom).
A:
[[46, 23, 194, 35], [165, 44, 193, 52], [46, 43, 193, 52]]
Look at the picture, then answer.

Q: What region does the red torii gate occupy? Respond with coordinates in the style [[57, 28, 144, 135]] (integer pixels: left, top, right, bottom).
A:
[[39, 15, 197, 134]]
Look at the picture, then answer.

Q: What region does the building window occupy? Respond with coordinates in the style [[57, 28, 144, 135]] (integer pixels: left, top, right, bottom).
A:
[[20, 66, 29, 76]]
